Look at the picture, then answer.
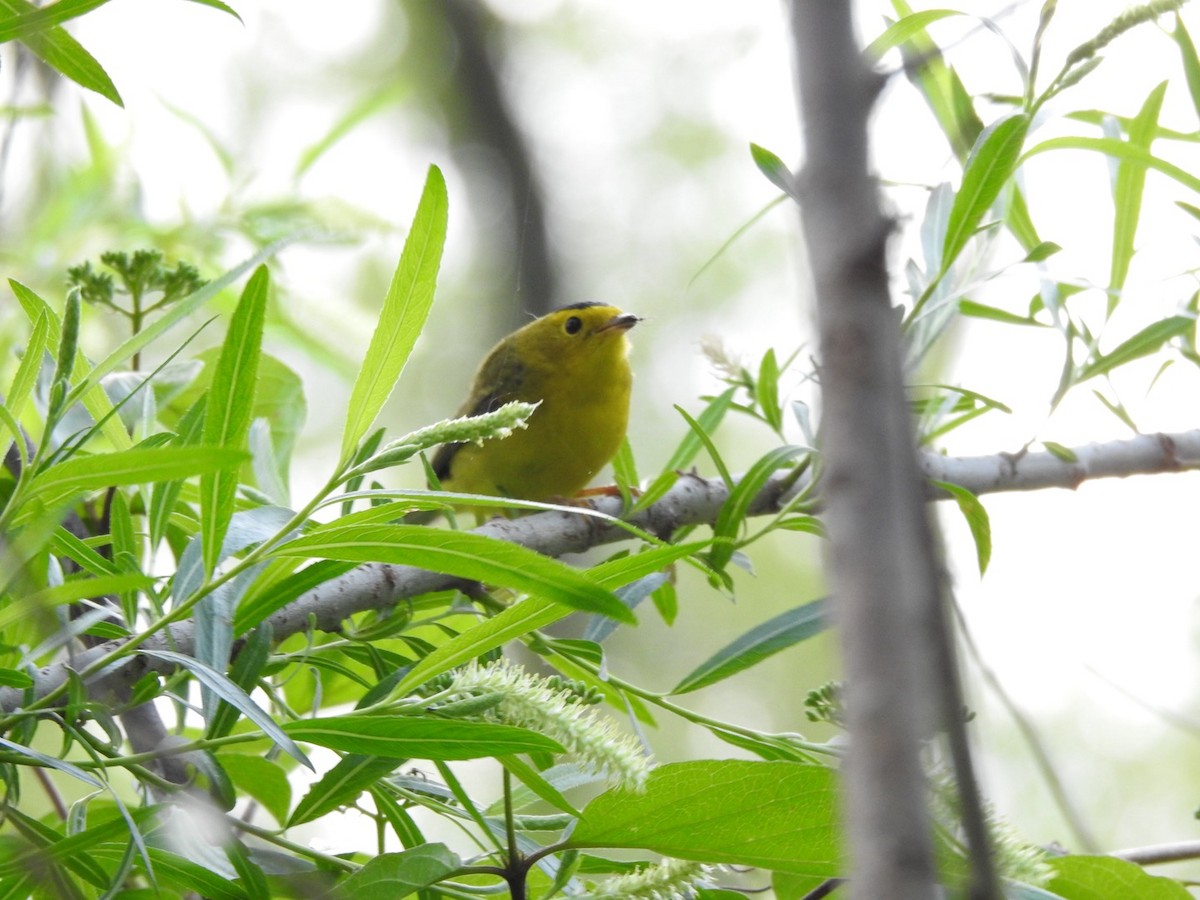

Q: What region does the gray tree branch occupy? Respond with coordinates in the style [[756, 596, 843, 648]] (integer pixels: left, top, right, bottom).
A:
[[3, 429, 1194, 716]]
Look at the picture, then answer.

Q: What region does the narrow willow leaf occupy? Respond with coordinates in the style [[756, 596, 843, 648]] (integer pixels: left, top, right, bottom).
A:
[[20, 446, 246, 520], [140, 649, 312, 770], [342, 165, 448, 460], [633, 387, 736, 511], [864, 8, 963, 60], [0, 0, 121, 105], [933, 481, 992, 575], [392, 597, 567, 697], [757, 347, 783, 433], [8, 279, 130, 450], [1022, 136, 1200, 195], [672, 599, 828, 694], [200, 266, 269, 575], [1076, 315, 1195, 382], [290, 754, 403, 826], [1174, 14, 1200, 125], [338, 845, 461, 898], [283, 716, 562, 758], [275, 523, 633, 622], [85, 846, 248, 900], [571, 760, 840, 876], [959, 299, 1048, 327], [710, 445, 807, 570], [942, 113, 1030, 271], [0, 0, 112, 42], [1110, 82, 1167, 301], [5, 310, 48, 423], [0, 573, 150, 632], [890, 0, 984, 161]]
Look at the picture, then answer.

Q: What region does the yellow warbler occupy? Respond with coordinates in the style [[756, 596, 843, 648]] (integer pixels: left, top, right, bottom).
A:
[[431, 302, 639, 507]]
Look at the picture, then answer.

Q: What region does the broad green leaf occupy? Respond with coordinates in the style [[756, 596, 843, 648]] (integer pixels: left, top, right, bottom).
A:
[[217, 754, 291, 827], [139, 648, 312, 770], [0, 669, 32, 688], [275, 524, 633, 622], [338, 845, 461, 899], [200, 265, 269, 575], [672, 599, 828, 694], [289, 754, 404, 826], [341, 165, 448, 461], [1110, 82, 1167, 302], [1046, 855, 1191, 899], [0, 0, 120, 104], [283, 715, 562, 758], [19, 446, 247, 519], [571, 760, 840, 876], [942, 113, 1030, 272], [1076, 315, 1195, 383], [933, 481, 991, 575]]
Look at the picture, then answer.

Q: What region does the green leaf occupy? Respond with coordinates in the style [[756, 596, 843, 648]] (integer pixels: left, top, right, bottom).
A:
[[275, 524, 633, 622], [889, 0, 984, 161], [9, 280, 130, 450], [757, 347, 783, 433], [20, 446, 247, 517], [1023, 240, 1062, 263], [87, 845, 249, 900], [0, 573, 151, 632], [942, 113, 1030, 272], [864, 8, 963, 60], [1076, 315, 1195, 382], [217, 754, 291, 827], [749, 143, 795, 197], [0, 0, 112, 42], [392, 596, 566, 697], [338, 845, 461, 899], [5, 309, 48, 424], [633, 387, 736, 511], [1110, 82, 1167, 302], [1042, 441, 1078, 462], [1046, 854, 1191, 899], [0, 0, 121, 105], [932, 481, 991, 575], [283, 716, 562, 758], [1022, 136, 1200, 195], [1173, 14, 1200, 128], [672, 599, 828, 694], [200, 265, 269, 575], [289, 754, 403, 826], [959, 299, 1048, 327], [710, 445, 807, 570], [139, 649, 312, 770], [571, 760, 839, 875], [342, 165, 448, 461]]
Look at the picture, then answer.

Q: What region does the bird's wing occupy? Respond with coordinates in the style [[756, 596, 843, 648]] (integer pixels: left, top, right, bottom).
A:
[[430, 344, 526, 482]]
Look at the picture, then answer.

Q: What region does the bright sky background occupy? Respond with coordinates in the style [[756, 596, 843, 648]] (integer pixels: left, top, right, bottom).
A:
[[7, 0, 1200, 869]]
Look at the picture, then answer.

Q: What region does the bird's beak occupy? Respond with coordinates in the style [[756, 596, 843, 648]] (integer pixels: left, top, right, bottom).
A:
[[598, 312, 640, 333]]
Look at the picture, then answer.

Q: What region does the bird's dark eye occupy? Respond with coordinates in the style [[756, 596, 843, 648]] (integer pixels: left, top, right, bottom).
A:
[[564, 316, 583, 335]]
